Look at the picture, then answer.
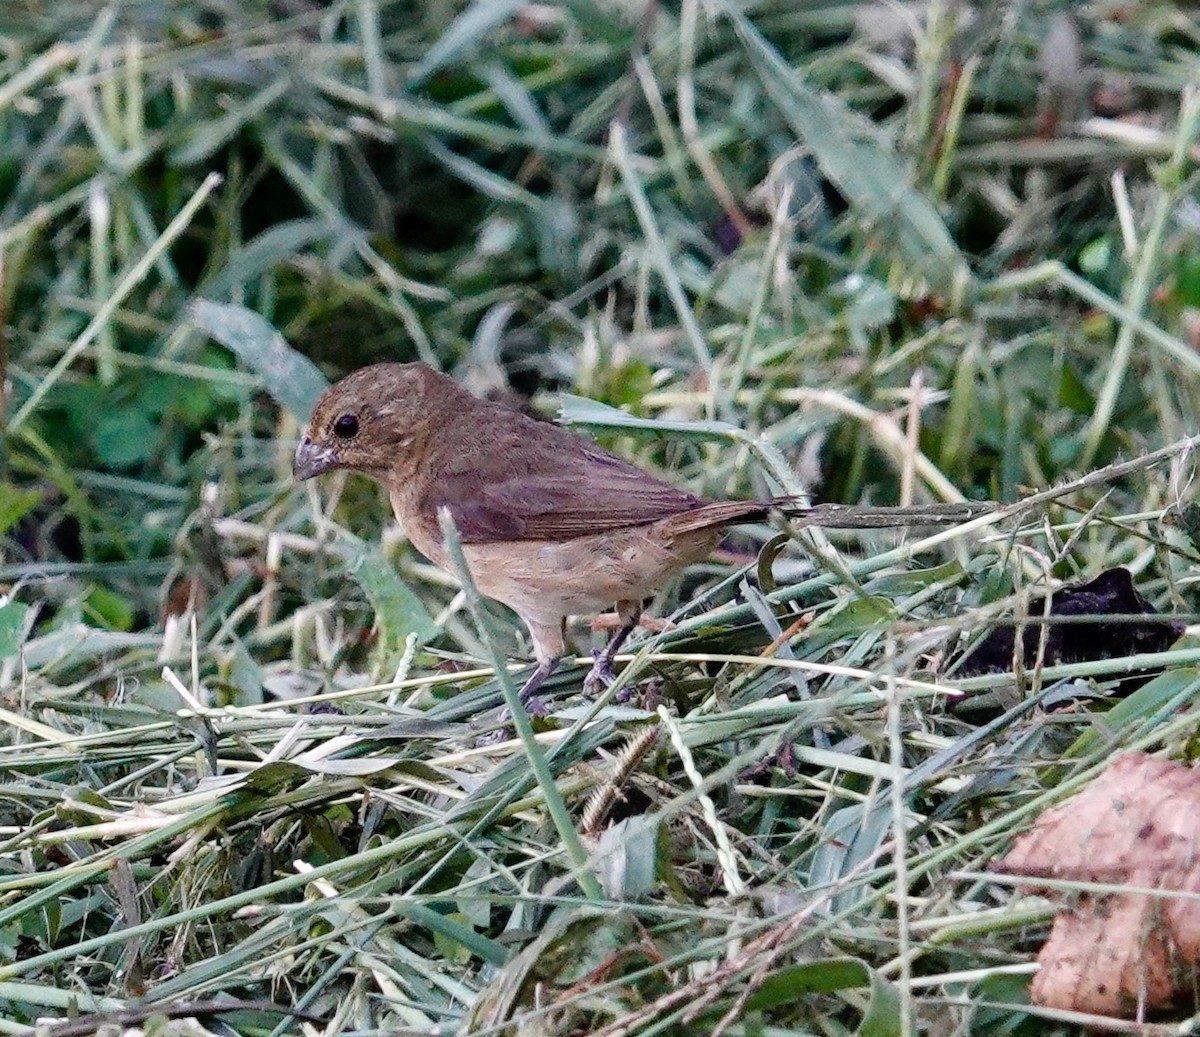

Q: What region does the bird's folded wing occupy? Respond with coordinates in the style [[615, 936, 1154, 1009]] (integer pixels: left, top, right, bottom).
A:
[[420, 438, 706, 543]]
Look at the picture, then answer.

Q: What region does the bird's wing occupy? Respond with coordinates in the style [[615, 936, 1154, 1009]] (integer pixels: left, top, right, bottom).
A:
[[419, 423, 706, 543]]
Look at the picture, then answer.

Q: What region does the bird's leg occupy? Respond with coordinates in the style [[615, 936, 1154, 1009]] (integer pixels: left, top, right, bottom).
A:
[[517, 656, 559, 716], [513, 618, 567, 717], [479, 653, 559, 746], [584, 599, 642, 697]]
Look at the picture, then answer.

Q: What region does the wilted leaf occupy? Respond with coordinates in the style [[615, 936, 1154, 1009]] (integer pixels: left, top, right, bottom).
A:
[[997, 752, 1200, 1016], [1037, 12, 1086, 136], [1028, 894, 1179, 1016], [954, 567, 1182, 685]]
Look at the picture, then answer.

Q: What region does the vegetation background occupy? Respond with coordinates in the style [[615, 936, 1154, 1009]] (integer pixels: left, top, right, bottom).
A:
[[1, 0, 1199, 1033]]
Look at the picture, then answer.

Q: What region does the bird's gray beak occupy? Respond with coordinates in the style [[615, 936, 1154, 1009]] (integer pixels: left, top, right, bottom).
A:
[[293, 437, 337, 481]]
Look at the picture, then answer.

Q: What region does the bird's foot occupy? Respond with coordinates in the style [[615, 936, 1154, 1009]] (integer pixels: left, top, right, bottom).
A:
[[583, 650, 617, 697], [777, 741, 797, 776], [614, 677, 661, 707], [475, 698, 551, 747], [475, 726, 509, 748], [740, 741, 799, 780], [519, 696, 550, 718]]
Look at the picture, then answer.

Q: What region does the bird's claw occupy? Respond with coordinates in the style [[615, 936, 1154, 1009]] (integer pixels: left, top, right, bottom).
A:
[[583, 649, 617, 696], [625, 678, 663, 709], [475, 727, 509, 748], [519, 696, 550, 718], [475, 698, 551, 747]]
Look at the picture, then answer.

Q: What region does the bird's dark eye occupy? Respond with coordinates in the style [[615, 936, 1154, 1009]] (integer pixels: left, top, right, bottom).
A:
[[332, 414, 359, 439]]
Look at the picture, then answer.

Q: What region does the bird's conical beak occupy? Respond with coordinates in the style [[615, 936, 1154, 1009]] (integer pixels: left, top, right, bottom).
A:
[[293, 437, 337, 480]]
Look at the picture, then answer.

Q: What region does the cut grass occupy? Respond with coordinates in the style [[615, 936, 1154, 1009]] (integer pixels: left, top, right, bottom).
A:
[[1, 2, 1200, 1034]]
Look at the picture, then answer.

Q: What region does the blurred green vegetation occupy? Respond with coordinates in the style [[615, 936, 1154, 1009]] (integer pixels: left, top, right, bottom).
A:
[[1, 2, 1199, 1034]]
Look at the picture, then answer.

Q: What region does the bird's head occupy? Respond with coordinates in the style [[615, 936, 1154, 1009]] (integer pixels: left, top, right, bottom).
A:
[[293, 362, 443, 481]]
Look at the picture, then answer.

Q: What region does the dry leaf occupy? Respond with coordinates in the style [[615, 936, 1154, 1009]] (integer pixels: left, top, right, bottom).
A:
[[997, 753, 1200, 1017], [954, 567, 1182, 691]]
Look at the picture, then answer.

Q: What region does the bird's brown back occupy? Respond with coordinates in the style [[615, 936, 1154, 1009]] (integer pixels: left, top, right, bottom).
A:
[[406, 375, 709, 543]]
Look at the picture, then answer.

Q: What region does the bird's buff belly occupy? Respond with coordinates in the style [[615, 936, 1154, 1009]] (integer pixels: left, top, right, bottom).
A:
[[402, 518, 716, 626], [461, 526, 717, 623]]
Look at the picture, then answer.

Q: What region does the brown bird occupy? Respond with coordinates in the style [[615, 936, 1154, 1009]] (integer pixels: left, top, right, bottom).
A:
[[293, 363, 985, 708]]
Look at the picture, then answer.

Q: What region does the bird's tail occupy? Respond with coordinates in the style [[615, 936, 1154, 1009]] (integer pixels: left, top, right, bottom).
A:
[[661, 498, 994, 536]]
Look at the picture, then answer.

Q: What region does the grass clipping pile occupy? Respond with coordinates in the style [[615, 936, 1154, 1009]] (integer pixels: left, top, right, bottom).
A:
[[997, 752, 1200, 1016]]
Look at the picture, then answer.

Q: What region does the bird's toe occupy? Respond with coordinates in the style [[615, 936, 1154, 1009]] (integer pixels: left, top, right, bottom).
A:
[[583, 649, 617, 696]]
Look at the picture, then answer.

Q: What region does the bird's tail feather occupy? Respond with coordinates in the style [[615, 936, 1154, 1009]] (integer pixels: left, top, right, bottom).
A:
[[662, 498, 993, 536]]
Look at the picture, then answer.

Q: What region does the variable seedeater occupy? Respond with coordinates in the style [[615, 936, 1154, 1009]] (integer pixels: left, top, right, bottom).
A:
[[294, 363, 984, 706]]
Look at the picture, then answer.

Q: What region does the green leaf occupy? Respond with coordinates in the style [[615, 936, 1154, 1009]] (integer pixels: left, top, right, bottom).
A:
[[747, 956, 902, 1036], [402, 902, 508, 967], [241, 757, 402, 791], [93, 408, 157, 469], [0, 602, 31, 659], [1176, 250, 1200, 306], [202, 219, 355, 301], [408, 0, 525, 86], [836, 274, 897, 331], [815, 595, 896, 636], [1057, 362, 1093, 415], [1063, 667, 1200, 763], [20, 627, 161, 669], [430, 909, 478, 964], [559, 395, 739, 440], [171, 79, 292, 165], [594, 817, 659, 900], [808, 801, 894, 913], [940, 339, 980, 470], [860, 561, 966, 597], [0, 485, 41, 536], [1178, 502, 1200, 553], [1078, 235, 1112, 277], [343, 535, 440, 663], [456, 857, 496, 929], [83, 587, 135, 632], [725, 6, 966, 294], [189, 299, 329, 423], [748, 957, 874, 1010], [858, 965, 904, 1037]]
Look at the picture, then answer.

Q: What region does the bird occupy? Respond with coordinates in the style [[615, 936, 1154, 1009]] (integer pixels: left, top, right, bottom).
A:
[[293, 362, 987, 710]]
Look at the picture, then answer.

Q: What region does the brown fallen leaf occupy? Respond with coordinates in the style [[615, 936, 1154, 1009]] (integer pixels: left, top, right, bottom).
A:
[[997, 753, 1200, 1017], [1029, 889, 1181, 1016]]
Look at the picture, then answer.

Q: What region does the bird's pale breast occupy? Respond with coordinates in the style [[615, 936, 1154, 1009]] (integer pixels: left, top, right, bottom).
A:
[[389, 487, 715, 623]]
